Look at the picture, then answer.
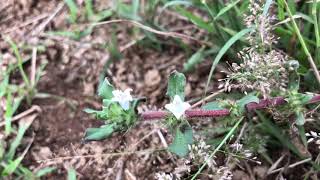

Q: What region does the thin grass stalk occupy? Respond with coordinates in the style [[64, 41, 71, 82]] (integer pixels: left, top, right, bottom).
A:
[[281, 0, 320, 85], [312, 0, 320, 64]]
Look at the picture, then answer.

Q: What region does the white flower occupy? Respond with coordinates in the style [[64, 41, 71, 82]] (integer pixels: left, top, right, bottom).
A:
[[165, 95, 191, 119], [111, 88, 133, 110]]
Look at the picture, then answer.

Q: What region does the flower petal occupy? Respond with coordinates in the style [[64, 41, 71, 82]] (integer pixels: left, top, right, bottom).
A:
[[119, 101, 130, 110]]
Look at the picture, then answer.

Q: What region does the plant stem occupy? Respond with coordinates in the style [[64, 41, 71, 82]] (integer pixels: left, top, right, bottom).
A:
[[140, 95, 320, 120], [282, 0, 320, 85], [312, 0, 320, 64]]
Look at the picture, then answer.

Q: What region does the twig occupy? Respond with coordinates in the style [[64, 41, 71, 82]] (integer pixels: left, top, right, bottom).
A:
[[0, 105, 41, 127], [36, 148, 163, 163], [140, 95, 320, 120], [267, 158, 312, 175], [31, 2, 65, 36], [3, 14, 49, 34], [89, 19, 211, 46], [31, 47, 37, 86], [191, 89, 224, 108]]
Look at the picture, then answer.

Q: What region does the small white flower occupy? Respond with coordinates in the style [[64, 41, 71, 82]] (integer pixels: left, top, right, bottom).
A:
[[111, 88, 133, 110], [165, 95, 191, 119]]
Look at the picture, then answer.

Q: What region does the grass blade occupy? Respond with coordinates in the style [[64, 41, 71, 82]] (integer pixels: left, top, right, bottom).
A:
[[262, 0, 273, 16], [204, 28, 252, 95], [160, 0, 192, 15], [280, 0, 320, 84], [5, 37, 30, 88], [65, 0, 78, 23], [214, 0, 241, 20], [6, 114, 35, 160], [85, 0, 95, 19], [67, 168, 77, 180]]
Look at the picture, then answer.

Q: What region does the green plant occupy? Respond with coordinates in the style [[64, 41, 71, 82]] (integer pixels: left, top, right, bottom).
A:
[[0, 38, 50, 179], [83, 79, 140, 141], [49, 0, 113, 41]]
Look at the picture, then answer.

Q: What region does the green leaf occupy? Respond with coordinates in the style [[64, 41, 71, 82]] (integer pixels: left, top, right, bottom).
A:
[[205, 28, 253, 94], [95, 9, 113, 22], [0, 75, 9, 97], [85, 0, 95, 19], [6, 114, 33, 160], [183, 48, 205, 72], [287, 60, 300, 91], [236, 94, 259, 112], [98, 78, 114, 99], [257, 112, 301, 156], [116, 1, 141, 21], [102, 99, 113, 107], [47, 31, 80, 40], [295, 111, 305, 125], [64, 0, 79, 23], [214, 0, 241, 20], [1, 157, 23, 176], [84, 124, 115, 141], [36, 167, 56, 177], [262, 0, 273, 16], [297, 125, 307, 147], [67, 168, 77, 180], [168, 124, 193, 157], [298, 93, 313, 104], [166, 71, 186, 101], [160, 0, 192, 15], [202, 101, 224, 110], [83, 108, 100, 114], [176, 7, 213, 32], [83, 108, 108, 120], [304, 70, 320, 91]]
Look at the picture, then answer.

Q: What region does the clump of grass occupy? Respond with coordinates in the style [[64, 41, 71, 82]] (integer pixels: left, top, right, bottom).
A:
[[0, 38, 52, 179]]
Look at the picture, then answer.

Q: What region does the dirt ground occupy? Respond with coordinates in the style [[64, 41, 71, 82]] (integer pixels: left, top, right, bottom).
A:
[[1, 1, 224, 179]]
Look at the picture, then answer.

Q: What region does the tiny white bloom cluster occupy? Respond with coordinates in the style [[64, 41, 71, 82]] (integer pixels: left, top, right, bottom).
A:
[[306, 131, 320, 146], [165, 95, 191, 119], [217, 166, 233, 180], [111, 88, 133, 110], [155, 172, 175, 180], [187, 139, 216, 169], [230, 143, 261, 164]]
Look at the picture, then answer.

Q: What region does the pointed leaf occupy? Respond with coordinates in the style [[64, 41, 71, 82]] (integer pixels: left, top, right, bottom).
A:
[[295, 111, 305, 125], [166, 71, 186, 101], [202, 101, 224, 110], [1, 157, 23, 176], [298, 93, 313, 105], [98, 78, 114, 99], [168, 124, 193, 157], [84, 124, 115, 141], [36, 167, 56, 177], [237, 94, 259, 112], [67, 168, 77, 180], [183, 48, 204, 72]]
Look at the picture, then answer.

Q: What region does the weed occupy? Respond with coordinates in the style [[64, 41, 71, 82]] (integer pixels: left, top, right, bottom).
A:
[[0, 38, 50, 179]]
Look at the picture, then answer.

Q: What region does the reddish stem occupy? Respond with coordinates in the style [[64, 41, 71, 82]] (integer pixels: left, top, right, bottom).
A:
[[140, 95, 320, 121]]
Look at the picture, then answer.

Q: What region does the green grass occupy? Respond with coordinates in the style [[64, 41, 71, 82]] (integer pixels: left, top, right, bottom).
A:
[[0, 39, 49, 179]]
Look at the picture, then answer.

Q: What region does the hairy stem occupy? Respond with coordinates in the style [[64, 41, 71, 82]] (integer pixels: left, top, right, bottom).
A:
[[140, 95, 320, 120]]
